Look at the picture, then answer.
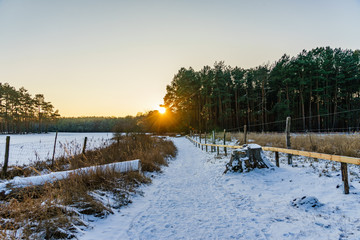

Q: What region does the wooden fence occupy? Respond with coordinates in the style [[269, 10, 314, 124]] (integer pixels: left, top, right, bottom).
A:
[[186, 135, 360, 194]]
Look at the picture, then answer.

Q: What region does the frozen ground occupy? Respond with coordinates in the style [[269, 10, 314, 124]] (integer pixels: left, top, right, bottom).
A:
[[80, 137, 360, 240], [0, 132, 112, 166]]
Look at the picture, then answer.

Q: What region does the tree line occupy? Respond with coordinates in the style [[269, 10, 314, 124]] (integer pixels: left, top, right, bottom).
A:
[[164, 47, 360, 132], [48, 116, 141, 133], [48, 113, 176, 134], [4, 46, 359, 134], [0, 83, 59, 133]]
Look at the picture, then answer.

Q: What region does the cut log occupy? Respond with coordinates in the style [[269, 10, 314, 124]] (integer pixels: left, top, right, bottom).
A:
[[0, 160, 141, 191], [224, 144, 273, 173]]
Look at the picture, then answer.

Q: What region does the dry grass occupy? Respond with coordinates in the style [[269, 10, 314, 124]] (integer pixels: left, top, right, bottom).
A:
[[4, 134, 177, 179], [0, 134, 177, 239], [229, 132, 360, 158], [292, 134, 360, 157]]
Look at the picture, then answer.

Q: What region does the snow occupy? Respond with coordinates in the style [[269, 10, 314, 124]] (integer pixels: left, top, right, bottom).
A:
[[0, 160, 140, 193], [80, 137, 360, 240], [247, 143, 262, 149], [0, 132, 112, 166]]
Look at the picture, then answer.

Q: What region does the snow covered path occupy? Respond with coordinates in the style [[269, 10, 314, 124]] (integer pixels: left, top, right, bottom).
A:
[[80, 137, 360, 240]]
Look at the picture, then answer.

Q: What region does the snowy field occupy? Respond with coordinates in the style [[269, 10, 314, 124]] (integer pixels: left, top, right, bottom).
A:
[[0, 132, 113, 166], [80, 137, 360, 240]]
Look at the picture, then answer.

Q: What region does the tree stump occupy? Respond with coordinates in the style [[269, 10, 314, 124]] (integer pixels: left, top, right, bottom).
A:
[[224, 144, 273, 173]]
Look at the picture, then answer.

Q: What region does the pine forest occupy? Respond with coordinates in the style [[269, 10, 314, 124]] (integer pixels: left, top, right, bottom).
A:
[[164, 47, 360, 133], [0, 83, 59, 133]]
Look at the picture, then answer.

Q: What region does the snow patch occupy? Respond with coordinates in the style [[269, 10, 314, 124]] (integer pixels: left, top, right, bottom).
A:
[[291, 196, 324, 210]]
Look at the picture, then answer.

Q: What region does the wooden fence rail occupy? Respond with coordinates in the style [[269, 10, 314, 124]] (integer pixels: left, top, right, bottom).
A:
[[261, 146, 360, 195], [186, 135, 360, 194], [186, 135, 360, 166], [262, 146, 360, 165]]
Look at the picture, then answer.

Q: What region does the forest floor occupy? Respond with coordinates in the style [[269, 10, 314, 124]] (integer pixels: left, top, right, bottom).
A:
[[80, 137, 360, 240]]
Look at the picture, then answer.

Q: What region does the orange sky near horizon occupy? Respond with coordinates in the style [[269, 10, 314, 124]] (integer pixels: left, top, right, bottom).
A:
[[1, 0, 359, 117]]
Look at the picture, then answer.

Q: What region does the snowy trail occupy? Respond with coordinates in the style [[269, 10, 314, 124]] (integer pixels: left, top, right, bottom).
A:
[[80, 137, 360, 240], [81, 137, 244, 239]]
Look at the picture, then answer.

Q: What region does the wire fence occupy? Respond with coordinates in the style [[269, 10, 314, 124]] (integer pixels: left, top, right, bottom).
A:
[[0, 132, 113, 167], [225, 108, 360, 134], [187, 134, 359, 194]]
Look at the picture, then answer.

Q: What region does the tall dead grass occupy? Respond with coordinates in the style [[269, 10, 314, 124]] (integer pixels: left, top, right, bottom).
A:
[[5, 134, 177, 179], [0, 134, 177, 239], [229, 132, 360, 158]]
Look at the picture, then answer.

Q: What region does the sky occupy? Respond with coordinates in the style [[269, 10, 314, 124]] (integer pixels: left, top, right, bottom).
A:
[[0, 0, 359, 117]]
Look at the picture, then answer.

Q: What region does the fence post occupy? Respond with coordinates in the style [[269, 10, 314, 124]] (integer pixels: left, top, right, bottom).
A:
[[217, 146, 219, 155], [212, 130, 215, 152], [82, 137, 88, 155], [244, 125, 247, 145], [196, 131, 199, 148], [195, 132, 197, 147], [205, 132, 208, 152], [196, 131, 198, 147], [223, 129, 227, 156], [51, 131, 58, 167], [198, 131, 201, 148], [341, 162, 350, 194], [194, 131, 196, 147], [285, 117, 292, 165], [195, 130, 197, 146], [200, 131, 203, 150], [2, 136, 10, 178], [275, 151, 279, 167]]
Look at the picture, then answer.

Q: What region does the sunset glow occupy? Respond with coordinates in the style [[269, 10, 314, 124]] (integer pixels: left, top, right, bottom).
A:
[[158, 106, 166, 114], [0, 1, 359, 117]]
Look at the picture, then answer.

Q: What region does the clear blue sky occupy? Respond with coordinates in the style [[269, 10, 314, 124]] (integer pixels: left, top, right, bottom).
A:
[[0, 0, 359, 117]]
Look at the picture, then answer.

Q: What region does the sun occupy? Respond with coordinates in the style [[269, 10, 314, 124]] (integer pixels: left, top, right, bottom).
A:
[[158, 106, 166, 114]]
